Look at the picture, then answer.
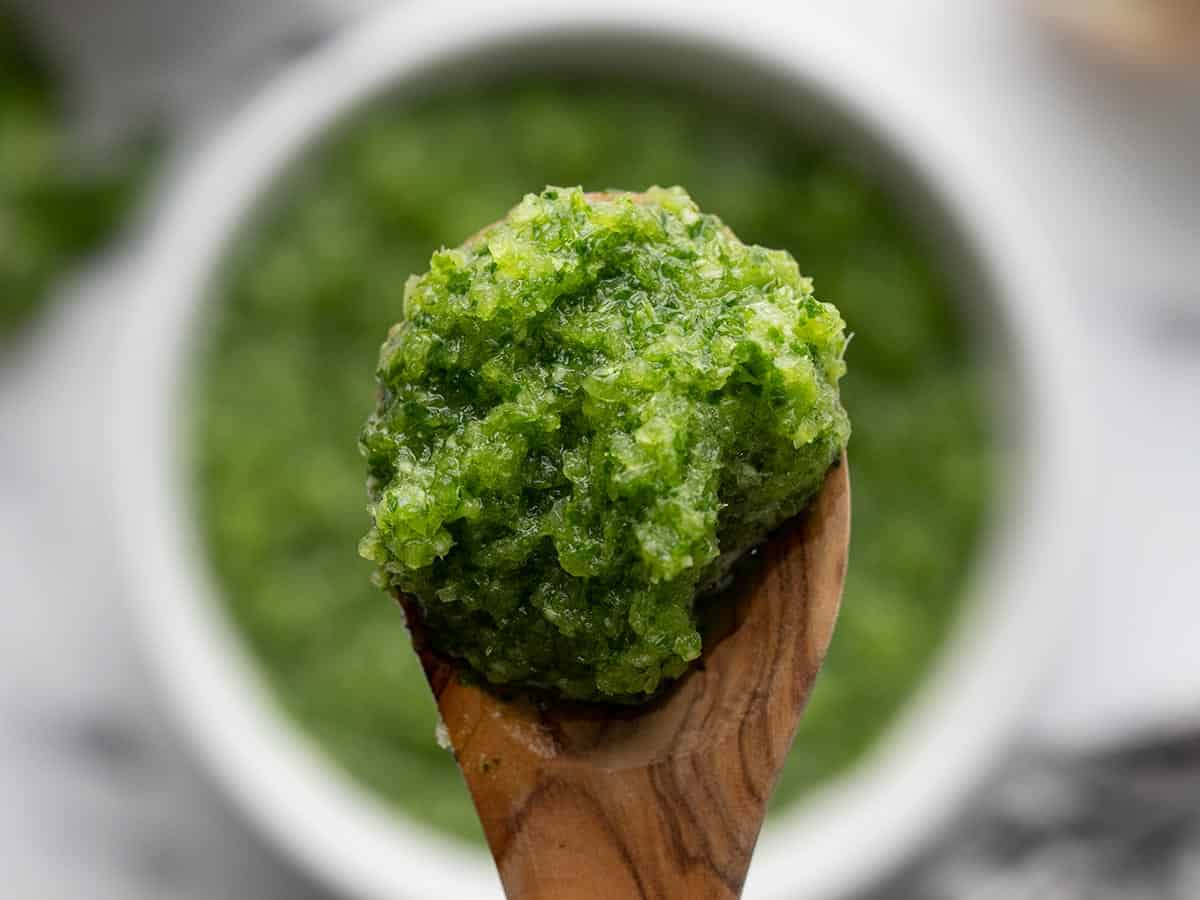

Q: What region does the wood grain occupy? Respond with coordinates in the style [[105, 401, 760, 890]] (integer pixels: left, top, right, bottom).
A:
[[399, 458, 849, 899]]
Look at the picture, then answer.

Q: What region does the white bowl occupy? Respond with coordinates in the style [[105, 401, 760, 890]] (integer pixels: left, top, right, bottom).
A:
[[113, 2, 1091, 898]]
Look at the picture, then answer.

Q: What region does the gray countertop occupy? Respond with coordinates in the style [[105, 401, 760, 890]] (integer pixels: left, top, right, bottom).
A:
[[2, 2, 1198, 898]]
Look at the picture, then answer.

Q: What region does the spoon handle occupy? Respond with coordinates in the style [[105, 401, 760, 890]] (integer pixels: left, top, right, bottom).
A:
[[489, 764, 754, 898], [436, 679, 764, 898]]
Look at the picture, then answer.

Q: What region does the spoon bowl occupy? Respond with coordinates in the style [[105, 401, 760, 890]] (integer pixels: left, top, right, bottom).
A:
[[402, 457, 849, 899]]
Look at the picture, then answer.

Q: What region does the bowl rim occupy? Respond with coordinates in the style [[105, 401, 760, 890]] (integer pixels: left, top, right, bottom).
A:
[[112, 3, 1092, 899]]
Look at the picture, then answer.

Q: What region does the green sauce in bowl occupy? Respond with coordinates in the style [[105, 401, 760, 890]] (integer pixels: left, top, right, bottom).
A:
[[193, 80, 991, 844]]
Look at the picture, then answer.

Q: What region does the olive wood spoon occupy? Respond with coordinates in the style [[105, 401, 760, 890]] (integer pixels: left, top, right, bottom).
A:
[[398, 457, 850, 900]]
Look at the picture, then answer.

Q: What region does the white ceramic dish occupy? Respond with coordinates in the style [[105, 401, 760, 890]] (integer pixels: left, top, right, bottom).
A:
[[113, 2, 1091, 898]]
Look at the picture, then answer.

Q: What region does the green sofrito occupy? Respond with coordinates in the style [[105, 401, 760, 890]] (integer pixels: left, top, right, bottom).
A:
[[359, 186, 849, 701]]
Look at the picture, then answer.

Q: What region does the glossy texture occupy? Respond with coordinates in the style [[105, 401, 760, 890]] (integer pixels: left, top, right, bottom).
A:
[[360, 186, 849, 701]]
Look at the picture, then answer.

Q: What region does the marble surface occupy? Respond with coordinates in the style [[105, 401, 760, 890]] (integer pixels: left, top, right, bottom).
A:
[[1, 2, 1198, 898], [868, 735, 1200, 900]]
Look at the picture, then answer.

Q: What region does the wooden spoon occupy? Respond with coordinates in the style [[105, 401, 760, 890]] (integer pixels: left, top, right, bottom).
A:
[[399, 457, 850, 899]]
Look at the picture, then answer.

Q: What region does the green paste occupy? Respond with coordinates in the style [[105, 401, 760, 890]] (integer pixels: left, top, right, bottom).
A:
[[194, 80, 990, 844], [359, 186, 850, 701]]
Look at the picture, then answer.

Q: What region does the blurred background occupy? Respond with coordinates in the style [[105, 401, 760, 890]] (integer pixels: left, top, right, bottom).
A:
[[1, 1, 1198, 898]]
